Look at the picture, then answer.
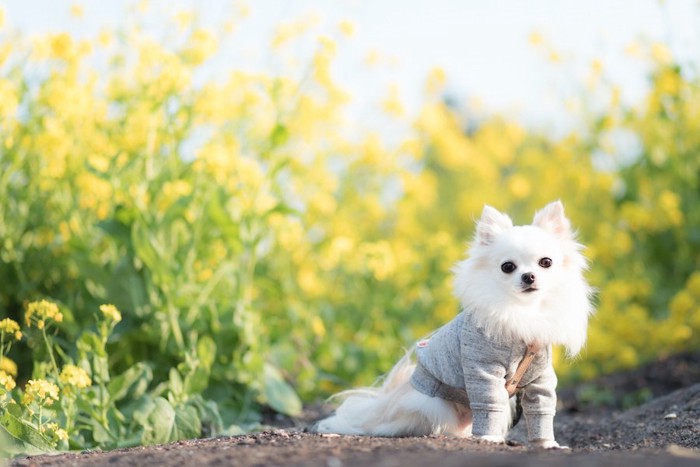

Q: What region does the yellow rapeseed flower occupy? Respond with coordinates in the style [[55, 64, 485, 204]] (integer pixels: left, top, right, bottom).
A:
[[25, 300, 63, 328], [59, 364, 92, 389], [425, 67, 446, 94], [70, 4, 84, 18], [687, 272, 700, 298], [22, 379, 60, 406], [0, 78, 18, 119], [0, 356, 17, 377], [651, 42, 672, 65], [50, 33, 74, 61], [99, 304, 122, 323], [42, 422, 69, 441], [338, 20, 355, 37], [528, 31, 544, 46], [382, 84, 405, 117], [0, 318, 22, 340], [0, 369, 15, 391], [507, 174, 531, 199]]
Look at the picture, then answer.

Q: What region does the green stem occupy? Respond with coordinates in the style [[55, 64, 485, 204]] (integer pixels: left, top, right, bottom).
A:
[[42, 327, 60, 380], [168, 303, 185, 351], [64, 398, 73, 434]]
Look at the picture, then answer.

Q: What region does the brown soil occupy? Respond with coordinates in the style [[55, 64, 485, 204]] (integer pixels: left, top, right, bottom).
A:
[[12, 352, 700, 467]]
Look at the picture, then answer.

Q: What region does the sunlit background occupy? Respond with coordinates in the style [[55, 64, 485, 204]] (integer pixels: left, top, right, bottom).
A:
[[0, 0, 699, 454], [7, 1, 700, 129]]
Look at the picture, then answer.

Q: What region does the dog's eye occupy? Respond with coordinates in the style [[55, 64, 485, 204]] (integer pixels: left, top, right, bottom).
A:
[[538, 257, 553, 268], [501, 262, 517, 274]]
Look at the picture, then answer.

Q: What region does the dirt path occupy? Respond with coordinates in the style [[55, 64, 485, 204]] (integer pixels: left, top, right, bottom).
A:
[[11, 353, 700, 467]]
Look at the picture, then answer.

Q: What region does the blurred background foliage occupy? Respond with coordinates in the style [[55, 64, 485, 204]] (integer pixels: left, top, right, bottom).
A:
[[0, 2, 699, 451]]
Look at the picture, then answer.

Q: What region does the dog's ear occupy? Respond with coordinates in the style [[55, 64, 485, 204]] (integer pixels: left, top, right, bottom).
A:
[[476, 205, 513, 245], [533, 200, 572, 239]]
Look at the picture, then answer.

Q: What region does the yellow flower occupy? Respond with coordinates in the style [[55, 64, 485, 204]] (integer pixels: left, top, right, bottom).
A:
[[426, 67, 446, 94], [42, 422, 69, 441], [381, 84, 404, 117], [651, 42, 672, 65], [25, 300, 63, 328], [182, 28, 218, 66], [687, 272, 700, 298], [56, 428, 69, 441], [99, 304, 122, 323], [338, 20, 355, 37], [59, 364, 92, 389], [0, 356, 17, 377], [0, 318, 22, 340], [70, 4, 84, 18], [50, 33, 74, 61], [0, 78, 18, 119], [22, 379, 60, 406], [507, 174, 531, 199], [0, 370, 15, 391], [528, 31, 544, 46]]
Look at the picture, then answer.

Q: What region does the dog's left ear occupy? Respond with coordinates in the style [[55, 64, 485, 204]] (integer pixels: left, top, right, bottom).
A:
[[533, 200, 573, 239]]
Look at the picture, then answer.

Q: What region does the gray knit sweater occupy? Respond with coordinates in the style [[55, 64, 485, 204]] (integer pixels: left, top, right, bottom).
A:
[[409, 311, 557, 441]]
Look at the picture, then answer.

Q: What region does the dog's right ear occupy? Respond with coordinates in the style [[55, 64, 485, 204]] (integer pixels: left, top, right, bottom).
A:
[[476, 205, 513, 245]]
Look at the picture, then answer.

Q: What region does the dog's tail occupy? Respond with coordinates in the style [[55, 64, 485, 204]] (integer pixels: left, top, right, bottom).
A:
[[311, 349, 457, 436]]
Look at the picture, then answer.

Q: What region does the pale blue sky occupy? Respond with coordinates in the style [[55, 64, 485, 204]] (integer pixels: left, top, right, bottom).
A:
[[3, 0, 700, 133]]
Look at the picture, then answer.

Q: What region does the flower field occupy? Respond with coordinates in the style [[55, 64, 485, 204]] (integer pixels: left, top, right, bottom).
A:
[[1, 4, 699, 456]]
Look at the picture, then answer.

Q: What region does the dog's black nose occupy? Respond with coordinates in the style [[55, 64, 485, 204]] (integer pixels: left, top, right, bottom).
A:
[[521, 272, 535, 285]]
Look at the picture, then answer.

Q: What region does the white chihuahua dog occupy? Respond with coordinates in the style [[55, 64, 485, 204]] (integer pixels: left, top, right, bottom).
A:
[[312, 201, 593, 448]]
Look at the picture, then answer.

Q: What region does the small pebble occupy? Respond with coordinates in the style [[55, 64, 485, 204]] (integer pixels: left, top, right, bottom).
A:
[[664, 413, 677, 420]]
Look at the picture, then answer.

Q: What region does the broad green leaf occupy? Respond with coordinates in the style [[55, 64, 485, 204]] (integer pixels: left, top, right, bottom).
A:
[[0, 406, 56, 454], [262, 363, 302, 417], [143, 397, 176, 445], [109, 363, 153, 401], [91, 420, 113, 445], [173, 404, 201, 441]]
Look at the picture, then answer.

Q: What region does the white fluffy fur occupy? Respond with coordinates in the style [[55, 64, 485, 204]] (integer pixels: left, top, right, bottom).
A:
[[314, 351, 474, 437], [313, 201, 593, 445], [453, 200, 593, 356]]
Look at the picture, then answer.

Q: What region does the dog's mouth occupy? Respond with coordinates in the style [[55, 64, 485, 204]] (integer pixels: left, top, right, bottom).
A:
[[522, 286, 538, 293]]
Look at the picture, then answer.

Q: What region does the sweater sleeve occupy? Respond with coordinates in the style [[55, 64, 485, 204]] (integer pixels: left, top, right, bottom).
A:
[[521, 351, 558, 442], [461, 327, 511, 437]]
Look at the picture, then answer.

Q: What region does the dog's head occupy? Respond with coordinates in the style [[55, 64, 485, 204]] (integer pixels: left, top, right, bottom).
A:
[[473, 201, 580, 302], [453, 201, 593, 355]]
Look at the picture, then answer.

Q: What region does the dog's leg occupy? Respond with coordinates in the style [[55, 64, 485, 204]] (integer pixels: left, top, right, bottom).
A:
[[445, 402, 473, 438]]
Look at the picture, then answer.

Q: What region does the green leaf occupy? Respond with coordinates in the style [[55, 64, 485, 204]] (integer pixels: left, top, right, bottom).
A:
[[0, 405, 56, 454], [197, 335, 216, 371], [186, 396, 223, 437], [143, 397, 176, 445], [262, 363, 302, 417], [131, 220, 167, 283], [184, 367, 209, 395], [109, 363, 153, 402], [130, 396, 202, 445], [173, 404, 201, 441], [77, 331, 106, 357], [133, 397, 175, 445], [90, 420, 113, 445]]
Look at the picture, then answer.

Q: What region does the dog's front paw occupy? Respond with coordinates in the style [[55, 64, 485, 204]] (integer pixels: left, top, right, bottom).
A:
[[476, 435, 506, 444], [531, 439, 569, 450]]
